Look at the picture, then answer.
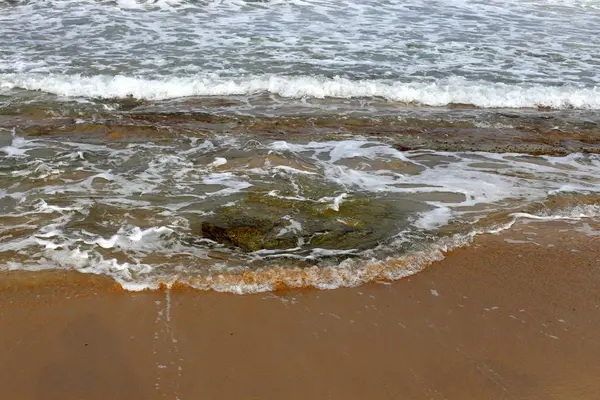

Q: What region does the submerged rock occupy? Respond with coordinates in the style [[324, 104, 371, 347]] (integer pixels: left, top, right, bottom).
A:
[[195, 192, 424, 253], [199, 215, 297, 252]]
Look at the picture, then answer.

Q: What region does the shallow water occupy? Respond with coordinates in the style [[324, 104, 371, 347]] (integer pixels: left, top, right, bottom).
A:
[[1, 128, 600, 292], [1, 0, 599, 292]]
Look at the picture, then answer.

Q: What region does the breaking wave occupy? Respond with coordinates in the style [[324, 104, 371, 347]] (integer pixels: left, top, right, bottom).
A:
[[2, 73, 600, 109]]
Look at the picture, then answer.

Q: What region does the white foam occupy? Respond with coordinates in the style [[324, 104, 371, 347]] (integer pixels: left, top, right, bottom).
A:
[[48, 247, 90, 269], [327, 193, 348, 212], [35, 238, 61, 250], [84, 226, 175, 251], [35, 199, 78, 213], [511, 204, 600, 221], [0, 130, 29, 157], [271, 165, 317, 175], [415, 207, 453, 230], [201, 172, 253, 196], [0, 145, 27, 157], [277, 216, 303, 237], [2, 73, 600, 109], [208, 157, 227, 168]]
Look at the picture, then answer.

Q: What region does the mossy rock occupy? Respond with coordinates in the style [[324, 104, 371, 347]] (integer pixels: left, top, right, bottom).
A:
[[202, 223, 265, 252], [199, 215, 297, 252], [196, 192, 429, 253], [309, 227, 375, 250]]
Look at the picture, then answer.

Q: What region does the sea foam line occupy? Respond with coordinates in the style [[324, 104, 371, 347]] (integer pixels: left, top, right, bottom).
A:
[[175, 204, 600, 294], [1, 73, 599, 109], [29, 203, 599, 294]]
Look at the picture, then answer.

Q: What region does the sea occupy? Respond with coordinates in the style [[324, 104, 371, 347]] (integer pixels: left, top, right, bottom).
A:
[[1, 0, 599, 293]]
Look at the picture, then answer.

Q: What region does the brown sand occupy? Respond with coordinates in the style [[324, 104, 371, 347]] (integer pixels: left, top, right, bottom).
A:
[[1, 219, 600, 400]]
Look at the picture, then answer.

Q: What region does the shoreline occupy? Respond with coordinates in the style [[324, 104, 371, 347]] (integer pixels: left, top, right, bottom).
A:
[[1, 218, 600, 399]]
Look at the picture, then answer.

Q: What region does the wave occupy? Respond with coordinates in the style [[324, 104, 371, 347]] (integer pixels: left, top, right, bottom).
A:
[[7, 204, 600, 294], [2, 73, 599, 109], [118, 204, 600, 293]]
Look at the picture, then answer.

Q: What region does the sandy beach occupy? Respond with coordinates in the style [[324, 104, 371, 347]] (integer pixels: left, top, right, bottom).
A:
[[2, 1, 600, 399], [1, 218, 599, 400]]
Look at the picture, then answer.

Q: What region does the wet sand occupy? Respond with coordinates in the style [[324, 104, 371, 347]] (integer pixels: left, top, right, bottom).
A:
[[1, 219, 600, 400]]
